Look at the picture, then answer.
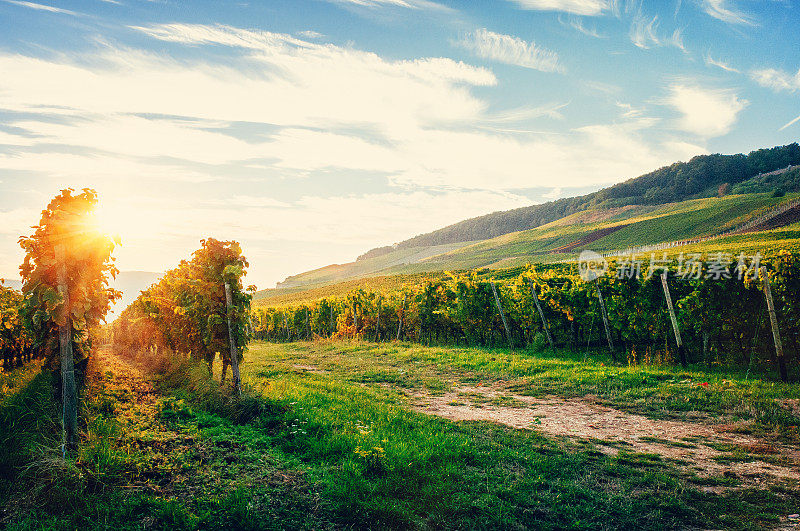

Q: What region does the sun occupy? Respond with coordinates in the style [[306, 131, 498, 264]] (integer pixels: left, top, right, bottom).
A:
[[92, 202, 134, 242]]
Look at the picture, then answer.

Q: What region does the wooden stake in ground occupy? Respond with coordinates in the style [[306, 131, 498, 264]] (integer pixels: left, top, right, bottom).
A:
[[490, 281, 514, 351], [224, 281, 242, 396], [305, 308, 310, 340], [396, 294, 406, 341], [595, 284, 616, 362], [528, 279, 554, 350], [352, 301, 359, 338], [760, 267, 788, 382], [660, 272, 687, 368], [374, 297, 382, 342], [55, 244, 77, 455]]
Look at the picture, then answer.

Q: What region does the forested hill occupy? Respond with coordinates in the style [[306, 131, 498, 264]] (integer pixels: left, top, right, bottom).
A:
[[362, 143, 800, 257]]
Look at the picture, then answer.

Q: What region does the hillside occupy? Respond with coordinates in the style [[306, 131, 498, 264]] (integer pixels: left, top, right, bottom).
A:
[[368, 143, 800, 255], [276, 241, 474, 289], [422, 193, 799, 271], [262, 146, 800, 296], [255, 191, 800, 302]]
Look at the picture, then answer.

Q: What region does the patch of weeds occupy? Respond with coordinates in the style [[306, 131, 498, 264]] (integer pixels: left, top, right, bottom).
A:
[[639, 436, 697, 449], [686, 474, 741, 487], [613, 452, 667, 469], [489, 395, 527, 408], [711, 453, 761, 464]]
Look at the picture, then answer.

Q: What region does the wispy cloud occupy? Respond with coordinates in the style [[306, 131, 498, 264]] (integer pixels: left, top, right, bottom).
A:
[[704, 53, 739, 73], [779, 113, 800, 132], [0, 23, 711, 284], [1, 0, 79, 15], [629, 11, 686, 52], [615, 101, 644, 119], [665, 83, 747, 137], [559, 15, 604, 38], [701, 0, 754, 26], [483, 102, 569, 123], [456, 28, 563, 73], [297, 30, 324, 39], [750, 67, 800, 93], [323, 0, 450, 11], [509, 0, 608, 16]]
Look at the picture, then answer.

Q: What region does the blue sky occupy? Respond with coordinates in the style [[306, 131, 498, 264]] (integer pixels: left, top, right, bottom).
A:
[[0, 0, 798, 290]]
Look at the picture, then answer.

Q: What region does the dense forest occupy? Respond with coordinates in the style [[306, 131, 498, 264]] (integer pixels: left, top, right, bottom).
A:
[[359, 143, 800, 258]]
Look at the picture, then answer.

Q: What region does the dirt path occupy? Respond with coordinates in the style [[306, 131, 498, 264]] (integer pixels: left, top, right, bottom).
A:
[[404, 383, 800, 490], [89, 350, 326, 514]]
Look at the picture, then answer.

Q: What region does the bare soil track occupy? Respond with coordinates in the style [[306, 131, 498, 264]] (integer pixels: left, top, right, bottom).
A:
[[407, 382, 800, 491]]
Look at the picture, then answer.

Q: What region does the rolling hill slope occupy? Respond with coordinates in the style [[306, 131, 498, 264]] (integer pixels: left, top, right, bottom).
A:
[[372, 144, 800, 254], [260, 143, 800, 297]]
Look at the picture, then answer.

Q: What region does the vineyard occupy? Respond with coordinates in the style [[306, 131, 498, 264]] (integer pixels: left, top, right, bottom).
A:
[[0, 285, 32, 371], [109, 237, 253, 392], [4, 0, 800, 523], [253, 251, 800, 381], [2, 189, 800, 529]]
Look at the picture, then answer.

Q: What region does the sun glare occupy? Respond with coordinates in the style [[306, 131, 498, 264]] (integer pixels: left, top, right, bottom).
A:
[[93, 202, 132, 242]]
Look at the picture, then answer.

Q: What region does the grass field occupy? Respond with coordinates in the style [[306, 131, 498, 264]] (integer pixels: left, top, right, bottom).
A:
[[3, 341, 799, 529]]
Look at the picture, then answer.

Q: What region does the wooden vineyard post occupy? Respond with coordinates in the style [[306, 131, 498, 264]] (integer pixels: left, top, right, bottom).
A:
[[760, 267, 788, 382], [224, 282, 242, 397], [330, 304, 334, 337], [660, 272, 687, 368], [374, 297, 381, 342], [55, 244, 77, 455], [528, 279, 554, 350], [352, 301, 359, 339], [396, 294, 406, 341], [595, 284, 616, 362], [305, 308, 310, 340], [490, 281, 514, 351]]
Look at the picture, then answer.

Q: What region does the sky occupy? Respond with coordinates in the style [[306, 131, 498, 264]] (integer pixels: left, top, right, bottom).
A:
[[0, 0, 799, 291]]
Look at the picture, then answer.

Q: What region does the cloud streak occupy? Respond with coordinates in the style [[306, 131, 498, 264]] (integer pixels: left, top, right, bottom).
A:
[[510, 0, 608, 16], [456, 28, 563, 73], [323, 0, 451, 11], [629, 11, 686, 52], [1, 0, 79, 15], [704, 53, 739, 73], [779, 114, 800, 132], [751, 67, 800, 93], [700, 0, 754, 26]]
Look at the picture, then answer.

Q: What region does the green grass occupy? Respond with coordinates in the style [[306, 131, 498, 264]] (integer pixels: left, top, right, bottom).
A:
[[0, 361, 44, 406], [250, 341, 800, 431], [228, 341, 800, 529], [3, 342, 799, 529], [0, 355, 329, 530]]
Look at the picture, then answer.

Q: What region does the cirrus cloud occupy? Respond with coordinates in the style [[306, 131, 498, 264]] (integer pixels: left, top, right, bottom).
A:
[[456, 28, 563, 73], [509, 0, 608, 16]]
